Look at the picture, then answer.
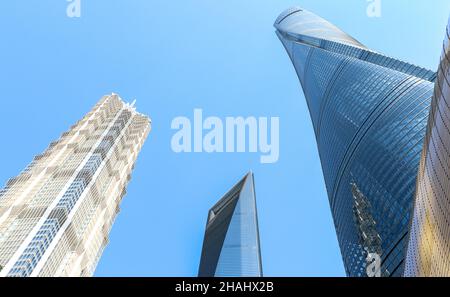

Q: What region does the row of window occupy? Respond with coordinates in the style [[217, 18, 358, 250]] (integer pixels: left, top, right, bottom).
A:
[[6, 111, 132, 277]]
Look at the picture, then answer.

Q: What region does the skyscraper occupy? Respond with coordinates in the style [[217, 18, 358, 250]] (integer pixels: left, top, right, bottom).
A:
[[275, 7, 436, 276], [404, 17, 450, 277], [0, 94, 150, 277], [198, 172, 263, 277]]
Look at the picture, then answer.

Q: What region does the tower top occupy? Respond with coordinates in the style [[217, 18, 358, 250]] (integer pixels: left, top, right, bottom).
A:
[[274, 7, 366, 49]]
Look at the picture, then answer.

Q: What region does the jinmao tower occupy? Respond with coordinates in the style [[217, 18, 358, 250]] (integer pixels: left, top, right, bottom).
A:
[[0, 94, 151, 277], [198, 172, 263, 277], [275, 7, 436, 276], [404, 17, 450, 277]]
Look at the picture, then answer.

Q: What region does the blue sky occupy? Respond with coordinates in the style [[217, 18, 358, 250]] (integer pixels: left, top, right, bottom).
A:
[[0, 1, 448, 277]]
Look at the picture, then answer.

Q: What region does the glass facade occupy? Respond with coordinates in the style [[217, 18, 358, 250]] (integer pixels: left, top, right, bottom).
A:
[[404, 17, 450, 277], [198, 172, 263, 277], [275, 7, 436, 276], [0, 95, 151, 277]]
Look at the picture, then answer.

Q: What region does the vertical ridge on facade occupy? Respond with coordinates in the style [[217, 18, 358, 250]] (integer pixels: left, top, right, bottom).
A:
[[404, 16, 450, 277]]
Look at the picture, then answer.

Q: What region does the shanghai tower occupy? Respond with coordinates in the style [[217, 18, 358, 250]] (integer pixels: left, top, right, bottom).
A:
[[275, 7, 436, 276], [0, 94, 150, 277]]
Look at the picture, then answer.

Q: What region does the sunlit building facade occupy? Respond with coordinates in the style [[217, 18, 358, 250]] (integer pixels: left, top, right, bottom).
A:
[[198, 172, 263, 277], [404, 17, 450, 277], [0, 94, 150, 277], [275, 7, 436, 276]]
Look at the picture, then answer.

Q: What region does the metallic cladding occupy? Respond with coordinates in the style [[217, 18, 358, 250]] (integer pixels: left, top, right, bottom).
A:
[[404, 16, 450, 277]]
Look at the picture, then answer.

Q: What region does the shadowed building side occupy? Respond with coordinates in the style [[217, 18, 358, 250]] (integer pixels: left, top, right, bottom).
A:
[[405, 16, 450, 277], [198, 173, 263, 277], [275, 7, 436, 276]]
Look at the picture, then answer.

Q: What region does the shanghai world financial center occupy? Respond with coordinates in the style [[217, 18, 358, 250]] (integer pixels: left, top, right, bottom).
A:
[[0, 4, 449, 278]]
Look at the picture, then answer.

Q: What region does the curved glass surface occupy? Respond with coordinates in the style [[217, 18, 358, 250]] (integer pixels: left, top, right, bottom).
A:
[[404, 17, 450, 277], [274, 7, 366, 49], [276, 7, 436, 276]]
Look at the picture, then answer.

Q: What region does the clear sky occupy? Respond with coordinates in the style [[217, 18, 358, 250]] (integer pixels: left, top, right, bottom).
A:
[[0, 0, 449, 277]]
